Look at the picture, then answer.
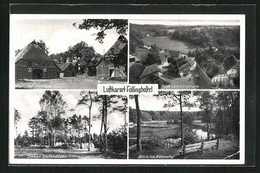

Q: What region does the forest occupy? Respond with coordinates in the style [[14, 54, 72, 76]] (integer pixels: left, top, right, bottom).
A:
[[171, 26, 240, 48], [14, 91, 127, 158]]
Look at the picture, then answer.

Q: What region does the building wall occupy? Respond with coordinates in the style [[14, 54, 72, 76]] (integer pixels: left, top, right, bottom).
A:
[[96, 59, 114, 78], [63, 65, 77, 77], [211, 74, 229, 84], [15, 59, 59, 80]]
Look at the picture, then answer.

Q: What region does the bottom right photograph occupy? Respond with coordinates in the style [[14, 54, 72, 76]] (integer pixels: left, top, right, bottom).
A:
[[129, 91, 240, 159]]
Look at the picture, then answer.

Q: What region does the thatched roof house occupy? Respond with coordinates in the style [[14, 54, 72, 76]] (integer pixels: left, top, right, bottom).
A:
[[15, 41, 60, 80]]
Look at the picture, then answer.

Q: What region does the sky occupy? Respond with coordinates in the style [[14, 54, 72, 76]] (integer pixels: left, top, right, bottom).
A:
[[130, 19, 240, 26], [14, 90, 126, 136], [128, 94, 201, 112], [11, 18, 121, 55]]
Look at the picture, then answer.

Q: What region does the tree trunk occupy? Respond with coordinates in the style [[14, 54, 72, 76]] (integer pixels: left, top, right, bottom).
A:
[[134, 95, 142, 151], [100, 102, 104, 147], [179, 94, 184, 146], [206, 111, 209, 140], [103, 95, 108, 152], [88, 91, 93, 151]]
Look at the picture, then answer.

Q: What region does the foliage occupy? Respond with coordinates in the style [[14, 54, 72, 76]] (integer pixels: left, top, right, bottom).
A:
[[107, 126, 127, 153], [76, 19, 128, 43], [32, 40, 49, 55], [171, 26, 240, 48], [141, 135, 165, 150], [14, 108, 21, 127]]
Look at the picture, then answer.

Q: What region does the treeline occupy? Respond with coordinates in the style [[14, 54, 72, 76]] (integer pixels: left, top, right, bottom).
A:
[[171, 26, 240, 48], [129, 107, 203, 123]]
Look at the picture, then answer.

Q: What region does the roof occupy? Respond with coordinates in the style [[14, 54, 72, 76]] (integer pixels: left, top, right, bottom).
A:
[[223, 54, 239, 71], [57, 63, 71, 71], [96, 35, 127, 66], [230, 63, 240, 70], [169, 50, 180, 57], [140, 64, 159, 78], [104, 35, 127, 56], [15, 41, 52, 63], [129, 62, 146, 79]]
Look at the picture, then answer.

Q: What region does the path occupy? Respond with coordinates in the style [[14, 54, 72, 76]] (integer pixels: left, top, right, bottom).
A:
[[15, 75, 127, 89]]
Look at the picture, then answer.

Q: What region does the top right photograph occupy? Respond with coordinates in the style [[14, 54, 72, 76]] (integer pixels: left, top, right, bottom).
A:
[[129, 19, 241, 89]]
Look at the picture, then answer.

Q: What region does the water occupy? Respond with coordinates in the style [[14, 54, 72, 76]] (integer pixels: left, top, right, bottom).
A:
[[193, 129, 215, 140]]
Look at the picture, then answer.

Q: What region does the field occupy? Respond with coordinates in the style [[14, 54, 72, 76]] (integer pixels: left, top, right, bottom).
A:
[[142, 36, 197, 54], [15, 75, 127, 89]]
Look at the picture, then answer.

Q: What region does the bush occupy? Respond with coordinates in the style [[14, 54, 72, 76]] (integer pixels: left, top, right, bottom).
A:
[[141, 135, 165, 150], [107, 127, 127, 153]]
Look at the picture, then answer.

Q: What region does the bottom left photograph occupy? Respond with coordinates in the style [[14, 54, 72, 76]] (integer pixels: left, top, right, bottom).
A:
[[12, 90, 128, 159]]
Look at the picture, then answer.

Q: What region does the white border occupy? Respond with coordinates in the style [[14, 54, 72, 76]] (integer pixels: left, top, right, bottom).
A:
[[9, 14, 245, 165]]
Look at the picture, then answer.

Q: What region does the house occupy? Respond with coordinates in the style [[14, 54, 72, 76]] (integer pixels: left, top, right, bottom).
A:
[[211, 68, 229, 85], [129, 62, 169, 88], [96, 56, 125, 78], [169, 50, 181, 59], [206, 64, 229, 85], [96, 35, 127, 78], [227, 63, 239, 78], [176, 57, 191, 75], [57, 63, 77, 78], [225, 55, 240, 78], [15, 41, 60, 80], [140, 64, 160, 83]]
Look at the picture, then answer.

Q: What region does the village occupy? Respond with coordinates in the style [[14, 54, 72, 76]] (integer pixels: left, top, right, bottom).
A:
[[129, 22, 240, 89], [129, 43, 240, 89]]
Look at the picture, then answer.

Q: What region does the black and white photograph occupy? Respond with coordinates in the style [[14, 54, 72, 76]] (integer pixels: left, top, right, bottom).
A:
[[12, 17, 128, 89], [129, 19, 240, 89], [129, 91, 240, 160], [12, 90, 127, 160]]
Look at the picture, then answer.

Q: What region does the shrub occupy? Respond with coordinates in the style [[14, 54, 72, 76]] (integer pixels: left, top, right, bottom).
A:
[[141, 135, 165, 150]]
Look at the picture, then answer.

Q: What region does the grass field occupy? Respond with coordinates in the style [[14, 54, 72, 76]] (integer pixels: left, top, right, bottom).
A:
[[142, 36, 197, 54], [15, 75, 127, 89]]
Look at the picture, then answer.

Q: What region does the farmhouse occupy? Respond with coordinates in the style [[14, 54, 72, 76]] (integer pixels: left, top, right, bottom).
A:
[[96, 35, 127, 78], [15, 41, 60, 80], [57, 63, 77, 78], [96, 57, 125, 78]]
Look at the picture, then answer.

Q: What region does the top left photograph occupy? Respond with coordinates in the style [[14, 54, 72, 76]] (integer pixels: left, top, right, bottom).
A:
[[11, 16, 128, 89]]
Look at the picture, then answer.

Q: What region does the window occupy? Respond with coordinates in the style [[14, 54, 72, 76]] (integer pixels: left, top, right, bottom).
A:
[[28, 68, 32, 72], [43, 68, 47, 72]]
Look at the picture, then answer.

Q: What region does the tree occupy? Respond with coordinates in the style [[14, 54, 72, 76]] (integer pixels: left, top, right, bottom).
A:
[[195, 91, 215, 140], [159, 91, 193, 146], [75, 19, 128, 43], [77, 91, 96, 151], [134, 95, 142, 151], [14, 109, 21, 135], [39, 91, 67, 147], [32, 40, 49, 55]]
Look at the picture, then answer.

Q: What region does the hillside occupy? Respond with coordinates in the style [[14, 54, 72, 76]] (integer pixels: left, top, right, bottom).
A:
[[129, 107, 203, 123]]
